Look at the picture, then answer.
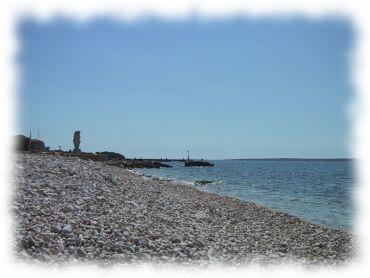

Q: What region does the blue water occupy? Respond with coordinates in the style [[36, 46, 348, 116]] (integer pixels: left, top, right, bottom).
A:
[[135, 159, 354, 232]]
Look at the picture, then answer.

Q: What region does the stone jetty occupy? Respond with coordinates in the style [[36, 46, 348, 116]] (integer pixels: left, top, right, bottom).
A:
[[184, 160, 214, 167]]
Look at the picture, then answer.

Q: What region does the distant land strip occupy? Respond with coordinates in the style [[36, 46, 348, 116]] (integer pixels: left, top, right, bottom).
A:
[[126, 158, 354, 162], [226, 158, 354, 161]]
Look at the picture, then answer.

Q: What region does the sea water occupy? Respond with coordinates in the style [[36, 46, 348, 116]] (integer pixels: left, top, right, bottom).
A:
[[135, 159, 354, 232]]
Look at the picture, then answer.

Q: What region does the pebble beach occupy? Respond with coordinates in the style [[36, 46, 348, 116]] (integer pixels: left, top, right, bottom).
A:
[[12, 153, 354, 266]]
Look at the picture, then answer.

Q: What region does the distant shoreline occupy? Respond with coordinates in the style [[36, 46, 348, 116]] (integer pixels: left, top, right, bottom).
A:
[[130, 158, 354, 162], [224, 158, 354, 161]]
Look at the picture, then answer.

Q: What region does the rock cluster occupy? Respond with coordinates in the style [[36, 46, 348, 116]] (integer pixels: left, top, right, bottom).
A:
[[184, 160, 214, 167], [12, 153, 354, 266], [107, 160, 172, 169], [194, 180, 213, 186]]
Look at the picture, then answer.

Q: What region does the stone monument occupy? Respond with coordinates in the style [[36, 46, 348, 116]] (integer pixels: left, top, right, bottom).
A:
[[73, 131, 81, 152]]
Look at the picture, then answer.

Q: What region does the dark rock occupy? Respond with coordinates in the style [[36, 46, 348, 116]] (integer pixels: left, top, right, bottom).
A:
[[131, 237, 141, 246], [96, 151, 125, 160], [122, 160, 172, 169], [315, 242, 328, 249], [25, 248, 34, 256], [149, 234, 161, 241], [170, 237, 181, 244], [195, 180, 213, 185], [187, 240, 204, 248], [184, 160, 214, 167], [67, 246, 76, 255], [75, 237, 85, 247], [110, 243, 124, 253], [21, 236, 36, 249], [61, 204, 74, 213], [276, 242, 288, 253], [76, 248, 87, 257], [126, 246, 135, 253]]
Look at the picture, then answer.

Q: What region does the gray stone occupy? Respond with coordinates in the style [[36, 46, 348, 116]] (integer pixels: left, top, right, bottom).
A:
[[61, 204, 74, 213], [194, 211, 209, 220], [170, 237, 181, 244], [68, 246, 76, 255], [21, 236, 36, 249], [62, 225, 72, 234], [76, 248, 87, 257]]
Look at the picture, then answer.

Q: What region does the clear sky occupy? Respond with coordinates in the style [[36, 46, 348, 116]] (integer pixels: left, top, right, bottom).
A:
[[17, 17, 353, 159]]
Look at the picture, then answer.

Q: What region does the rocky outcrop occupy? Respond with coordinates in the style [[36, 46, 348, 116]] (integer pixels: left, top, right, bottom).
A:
[[106, 160, 172, 169], [185, 160, 214, 167], [96, 151, 125, 161], [195, 180, 213, 185], [65, 152, 108, 162]]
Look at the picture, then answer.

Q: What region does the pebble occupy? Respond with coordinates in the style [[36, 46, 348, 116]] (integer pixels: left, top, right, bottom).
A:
[[77, 248, 87, 257], [170, 237, 181, 244], [61, 204, 74, 213], [21, 236, 36, 249], [194, 211, 209, 220], [62, 225, 72, 234], [68, 246, 76, 255]]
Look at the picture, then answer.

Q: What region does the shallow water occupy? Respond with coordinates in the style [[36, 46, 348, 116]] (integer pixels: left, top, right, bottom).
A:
[[135, 159, 354, 232]]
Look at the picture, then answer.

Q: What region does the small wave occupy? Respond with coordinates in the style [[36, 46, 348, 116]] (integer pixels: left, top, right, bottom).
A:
[[214, 180, 223, 185], [151, 176, 174, 182], [134, 172, 194, 186], [193, 180, 225, 186], [177, 180, 195, 186]]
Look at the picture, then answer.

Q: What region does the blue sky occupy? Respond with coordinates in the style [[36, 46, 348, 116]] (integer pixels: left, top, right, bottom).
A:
[[17, 17, 353, 159]]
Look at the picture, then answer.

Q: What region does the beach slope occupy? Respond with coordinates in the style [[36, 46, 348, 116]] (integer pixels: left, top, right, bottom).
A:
[[12, 153, 354, 265]]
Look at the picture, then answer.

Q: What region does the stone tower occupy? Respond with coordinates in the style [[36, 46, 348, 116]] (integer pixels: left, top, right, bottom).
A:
[[73, 131, 81, 152]]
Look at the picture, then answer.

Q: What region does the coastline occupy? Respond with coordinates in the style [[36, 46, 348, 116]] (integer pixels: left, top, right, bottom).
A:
[[13, 153, 354, 266], [131, 169, 351, 233], [132, 160, 353, 232]]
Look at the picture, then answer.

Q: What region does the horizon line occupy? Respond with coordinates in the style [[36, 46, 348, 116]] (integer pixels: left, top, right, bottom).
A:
[[128, 157, 354, 161]]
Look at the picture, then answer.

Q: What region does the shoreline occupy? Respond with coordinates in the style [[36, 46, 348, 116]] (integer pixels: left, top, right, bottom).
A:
[[131, 165, 352, 233], [131, 170, 351, 234], [13, 153, 354, 265]]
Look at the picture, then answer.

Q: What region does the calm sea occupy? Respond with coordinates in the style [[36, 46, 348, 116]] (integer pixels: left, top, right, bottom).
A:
[[135, 159, 354, 232]]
